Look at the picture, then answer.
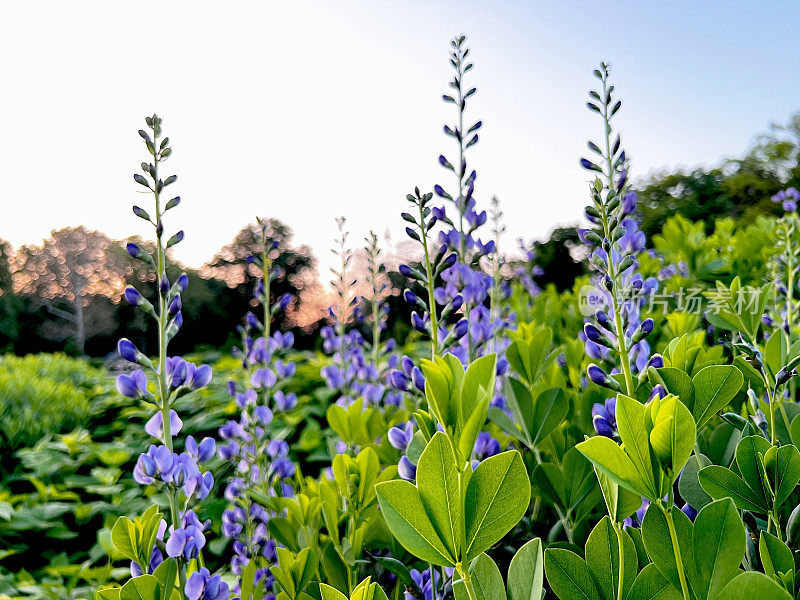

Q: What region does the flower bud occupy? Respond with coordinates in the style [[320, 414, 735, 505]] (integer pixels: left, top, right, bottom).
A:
[[124, 286, 145, 306], [452, 319, 469, 340], [168, 294, 182, 316], [398, 456, 417, 481], [132, 205, 151, 221], [118, 338, 139, 363]]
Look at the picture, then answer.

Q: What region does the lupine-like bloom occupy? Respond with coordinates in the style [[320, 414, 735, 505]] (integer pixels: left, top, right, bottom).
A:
[[118, 115, 215, 587], [217, 217, 299, 595], [772, 187, 800, 212], [577, 64, 658, 394], [405, 568, 441, 600], [321, 221, 404, 413], [592, 397, 617, 437], [766, 189, 800, 336], [166, 510, 208, 560], [185, 568, 230, 600]]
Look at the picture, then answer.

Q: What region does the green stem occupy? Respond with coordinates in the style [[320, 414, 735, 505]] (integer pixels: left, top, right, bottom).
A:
[[151, 126, 187, 598], [613, 520, 625, 600], [453, 44, 474, 364], [611, 292, 635, 397], [457, 565, 478, 600], [419, 203, 439, 359], [661, 503, 690, 600]]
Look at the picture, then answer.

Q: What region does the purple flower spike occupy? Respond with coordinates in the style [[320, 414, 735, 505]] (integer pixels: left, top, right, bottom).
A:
[[592, 398, 618, 437], [649, 385, 667, 402], [622, 191, 638, 214], [640, 318, 654, 336], [411, 366, 426, 392], [116, 370, 147, 398], [583, 323, 603, 343]]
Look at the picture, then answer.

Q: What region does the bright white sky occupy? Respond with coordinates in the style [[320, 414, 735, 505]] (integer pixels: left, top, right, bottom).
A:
[[3, 1, 800, 279]]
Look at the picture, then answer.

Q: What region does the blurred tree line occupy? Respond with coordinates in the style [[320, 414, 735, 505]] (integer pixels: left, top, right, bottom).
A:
[[0, 220, 325, 357]]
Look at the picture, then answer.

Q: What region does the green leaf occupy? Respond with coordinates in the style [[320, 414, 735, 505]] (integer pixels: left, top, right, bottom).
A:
[[759, 531, 793, 582], [577, 435, 652, 500], [789, 415, 800, 448], [615, 395, 658, 498], [319, 584, 349, 600], [625, 564, 682, 600], [734, 435, 773, 508], [97, 589, 122, 600], [656, 368, 695, 413], [698, 465, 768, 512], [506, 377, 534, 439], [544, 548, 602, 600], [375, 479, 455, 566], [464, 450, 530, 560], [648, 397, 696, 478], [584, 516, 637, 600], [641, 505, 693, 594], [320, 541, 349, 593], [691, 366, 743, 430], [764, 330, 788, 378], [533, 462, 567, 508], [531, 387, 568, 446], [714, 572, 793, 599], [678, 454, 712, 510], [111, 516, 139, 564], [454, 553, 504, 600], [563, 448, 602, 516], [508, 538, 544, 600], [459, 354, 497, 458], [417, 431, 461, 560], [152, 558, 178, 600], [770, 444, 800, 509], [692, 498, 744, 600], [120, 576, 160, 600], [488, 406, 526, 445]]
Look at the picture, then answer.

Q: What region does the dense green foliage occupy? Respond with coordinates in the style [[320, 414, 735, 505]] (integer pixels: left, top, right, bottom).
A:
[[10, 31, 800, 600]]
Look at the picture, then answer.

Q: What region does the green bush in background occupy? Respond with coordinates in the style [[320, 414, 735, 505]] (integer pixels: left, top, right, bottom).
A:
[[0, 354, 106, 454]]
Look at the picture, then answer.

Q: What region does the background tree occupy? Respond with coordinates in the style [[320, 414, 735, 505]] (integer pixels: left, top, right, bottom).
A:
[[0, 240, 22, 352], [201, 218, 319, 333], [11, 227, 128, 355]]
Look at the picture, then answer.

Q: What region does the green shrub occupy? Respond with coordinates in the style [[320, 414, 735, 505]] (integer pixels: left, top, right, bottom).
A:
[[0, 354, 106, 453]]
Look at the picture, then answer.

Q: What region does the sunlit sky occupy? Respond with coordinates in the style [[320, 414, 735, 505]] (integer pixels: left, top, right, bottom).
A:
[[3, 1, 800, 279]]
